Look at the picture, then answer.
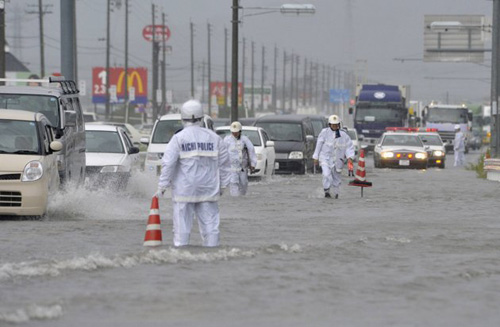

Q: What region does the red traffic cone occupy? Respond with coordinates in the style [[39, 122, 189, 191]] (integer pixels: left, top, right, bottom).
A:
[[349, 149, 372, 196], [143, 196, 162, 247]]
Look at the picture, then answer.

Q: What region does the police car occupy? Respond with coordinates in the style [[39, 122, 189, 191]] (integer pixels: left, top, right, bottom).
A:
[[373, 128, 429, 169], [415, 131, 446, 168]]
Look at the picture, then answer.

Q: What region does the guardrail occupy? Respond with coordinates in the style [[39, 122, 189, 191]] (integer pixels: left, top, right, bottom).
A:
[[484, 158, 500, 182]]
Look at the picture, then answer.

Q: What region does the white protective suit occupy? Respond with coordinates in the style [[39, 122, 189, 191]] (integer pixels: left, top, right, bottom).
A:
[[223, 134, 257, 196], [313, 127, 355, 196], [158, 124, 231, 247], [454, 130, 466, 167]]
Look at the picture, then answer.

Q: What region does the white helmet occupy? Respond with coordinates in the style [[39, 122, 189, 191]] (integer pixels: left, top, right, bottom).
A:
[[454, 124, 461, 130], [181, 100, 203, 121], [328, 115, 341, 125], [230, 121, 242, 133]]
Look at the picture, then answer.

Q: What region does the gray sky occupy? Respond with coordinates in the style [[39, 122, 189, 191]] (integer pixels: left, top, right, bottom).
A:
[[5, 0, 494, 107]]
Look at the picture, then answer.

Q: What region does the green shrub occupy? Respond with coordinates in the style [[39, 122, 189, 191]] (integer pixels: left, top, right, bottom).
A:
[[466, 148, 490, 179]]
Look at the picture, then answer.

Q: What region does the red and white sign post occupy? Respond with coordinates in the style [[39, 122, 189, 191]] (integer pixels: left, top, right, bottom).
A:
[[142, 25, 171, 42]]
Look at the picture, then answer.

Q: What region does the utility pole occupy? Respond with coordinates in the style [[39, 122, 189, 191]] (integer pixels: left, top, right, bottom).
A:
[[190, 21, 195, 98], [201, 61, 206, 103], [260, 45, 265, 111], [124, 0, 129, 122], [151, 4, 160, 120], [321, 64, 325, 112], [303, 57, 307, 107], [61, 0, 76, 81], [251, 40, 255, 116], [492, 0, 500, 157], [161, 11, 167, 117], [105, 0, 111, 119], [240, 36, 245, 116], [207, 22, 212, 116], [0, 0, 5, 83], [27, 1, 53, 77], [282, 50, 287, 111], [273, 44, 277, 111], [309, 61, 314, 108], [224, 28, 229, 117], [295, 55, 300, 110], [230, 0, 239, 122], [290, 52, 294, 112]]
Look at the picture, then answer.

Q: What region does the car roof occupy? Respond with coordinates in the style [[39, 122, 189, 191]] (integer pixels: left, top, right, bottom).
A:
[[158, 113, 212, 121], [255, 114, 311, 123], [85, 123, 121, 132], [0, 85, 65, 97], [383, 132, 420, 137], [415, 132, 441, 136], [216, 126, 260, 131], [0, 109, 44, 121]]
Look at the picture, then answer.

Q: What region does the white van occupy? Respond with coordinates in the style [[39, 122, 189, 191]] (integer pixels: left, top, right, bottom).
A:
[[141, 114, 214, 175], [0, 77, 86, 186]]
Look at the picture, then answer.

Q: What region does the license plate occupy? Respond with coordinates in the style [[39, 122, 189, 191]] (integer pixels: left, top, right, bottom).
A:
[[399, 160, 410, 166], [275, 162, 279, 170]]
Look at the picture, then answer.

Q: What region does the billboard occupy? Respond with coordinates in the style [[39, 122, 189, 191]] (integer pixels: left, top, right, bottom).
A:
[[243, 86, 273, 110], [92, 67, 148, 104], [210, 81, 243, 107]]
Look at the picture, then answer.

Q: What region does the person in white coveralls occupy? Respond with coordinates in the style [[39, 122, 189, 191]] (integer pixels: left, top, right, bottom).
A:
[[156, 100, 231, 247], [223, 121, 257, 196], [313, 115, 355, 199], [453, 124, 465, 167]]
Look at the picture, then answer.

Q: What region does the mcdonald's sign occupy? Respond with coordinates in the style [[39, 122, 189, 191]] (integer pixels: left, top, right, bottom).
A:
[[92, 67, 148, 104]]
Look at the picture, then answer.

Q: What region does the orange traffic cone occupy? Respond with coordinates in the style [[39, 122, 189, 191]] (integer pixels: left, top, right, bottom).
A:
[[349, 149, 372, 197], [143, 196, 162, 247], [348, 159, 354, 176]]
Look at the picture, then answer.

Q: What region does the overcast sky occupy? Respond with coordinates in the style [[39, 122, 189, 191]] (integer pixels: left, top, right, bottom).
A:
[[5, 0, 494, 107]]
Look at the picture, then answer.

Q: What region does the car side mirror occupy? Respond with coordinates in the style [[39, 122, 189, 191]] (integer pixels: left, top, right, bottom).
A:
[[306, 135, 314, 142], [129, 146, 140, 154], [140, 136, 150, 145], [50, 140, 63, 152], [64, 110, 77, 127], [266, 140, 274, 147]]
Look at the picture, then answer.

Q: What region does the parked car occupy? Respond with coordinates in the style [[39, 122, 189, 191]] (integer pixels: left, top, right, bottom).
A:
[[306, 114, 328, 140], [254, 114, 315, 174], [87, 121, 143, 147], [213, 118, 231, 129], [373, 131, 428, 169], [216, 126, 276, 178], [0, 110, 62, 218], [141, 113, 214, 176], [239, 117, 257, 126], [133, 123, 154, 137], [416, 132, 446, 168], [84, 124, 141, 189]]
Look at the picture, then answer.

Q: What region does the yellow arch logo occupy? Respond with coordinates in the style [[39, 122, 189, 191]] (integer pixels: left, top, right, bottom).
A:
[[117, 69, 144, 94]]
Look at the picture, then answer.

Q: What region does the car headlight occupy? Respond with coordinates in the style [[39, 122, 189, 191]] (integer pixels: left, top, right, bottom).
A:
[[146, 152, 162, 161], [433, 150, 444, 157], [22, 161, 44, 182], [381, 151, 394, 158], [100, 165, 128, 173], [415, 152, 427, 159], [288, 151, 303, 159]]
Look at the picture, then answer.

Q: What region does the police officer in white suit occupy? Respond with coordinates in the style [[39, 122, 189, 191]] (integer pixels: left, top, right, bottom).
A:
[[157, 100, 231, 247], [453, 124, 465, 167], [313, 115, 355, 198], [223, 121, 257, 196]]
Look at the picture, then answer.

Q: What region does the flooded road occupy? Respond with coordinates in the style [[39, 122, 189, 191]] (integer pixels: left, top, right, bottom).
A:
[[1, 151, 500, 326]]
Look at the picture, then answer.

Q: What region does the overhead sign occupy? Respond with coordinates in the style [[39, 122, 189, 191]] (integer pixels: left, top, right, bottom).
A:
[[92, 67, 148, 104], [423, 15, 487, 63], [330, 89, 350, 104], [143, 25, 171, 42]]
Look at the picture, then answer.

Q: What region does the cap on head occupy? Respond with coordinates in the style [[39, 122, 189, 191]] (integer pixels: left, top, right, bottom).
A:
[[181, 100, 203, 121], [230, 121, 242, 133], [328, 115, 341, 125], [454, 124, 461, 130]]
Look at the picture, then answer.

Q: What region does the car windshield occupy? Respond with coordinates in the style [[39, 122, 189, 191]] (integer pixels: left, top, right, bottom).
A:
[[347, 129, 357, 140], [310, 120, 325, 137], [419, 134, 443, 146], [152, 120, 184, 143], [85, 131, 124, 153], [0, 94, 59, 127], [382, 134, 423, 147], [255, 122, 303, 142], [354, 106, 403, 123], [426, 108, 468, 124], [0, 119, 40, 154], [216, 129, 262, 146]]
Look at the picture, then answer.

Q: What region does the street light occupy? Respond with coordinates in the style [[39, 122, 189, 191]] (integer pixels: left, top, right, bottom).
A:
[[230, 1, 315, 122]]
